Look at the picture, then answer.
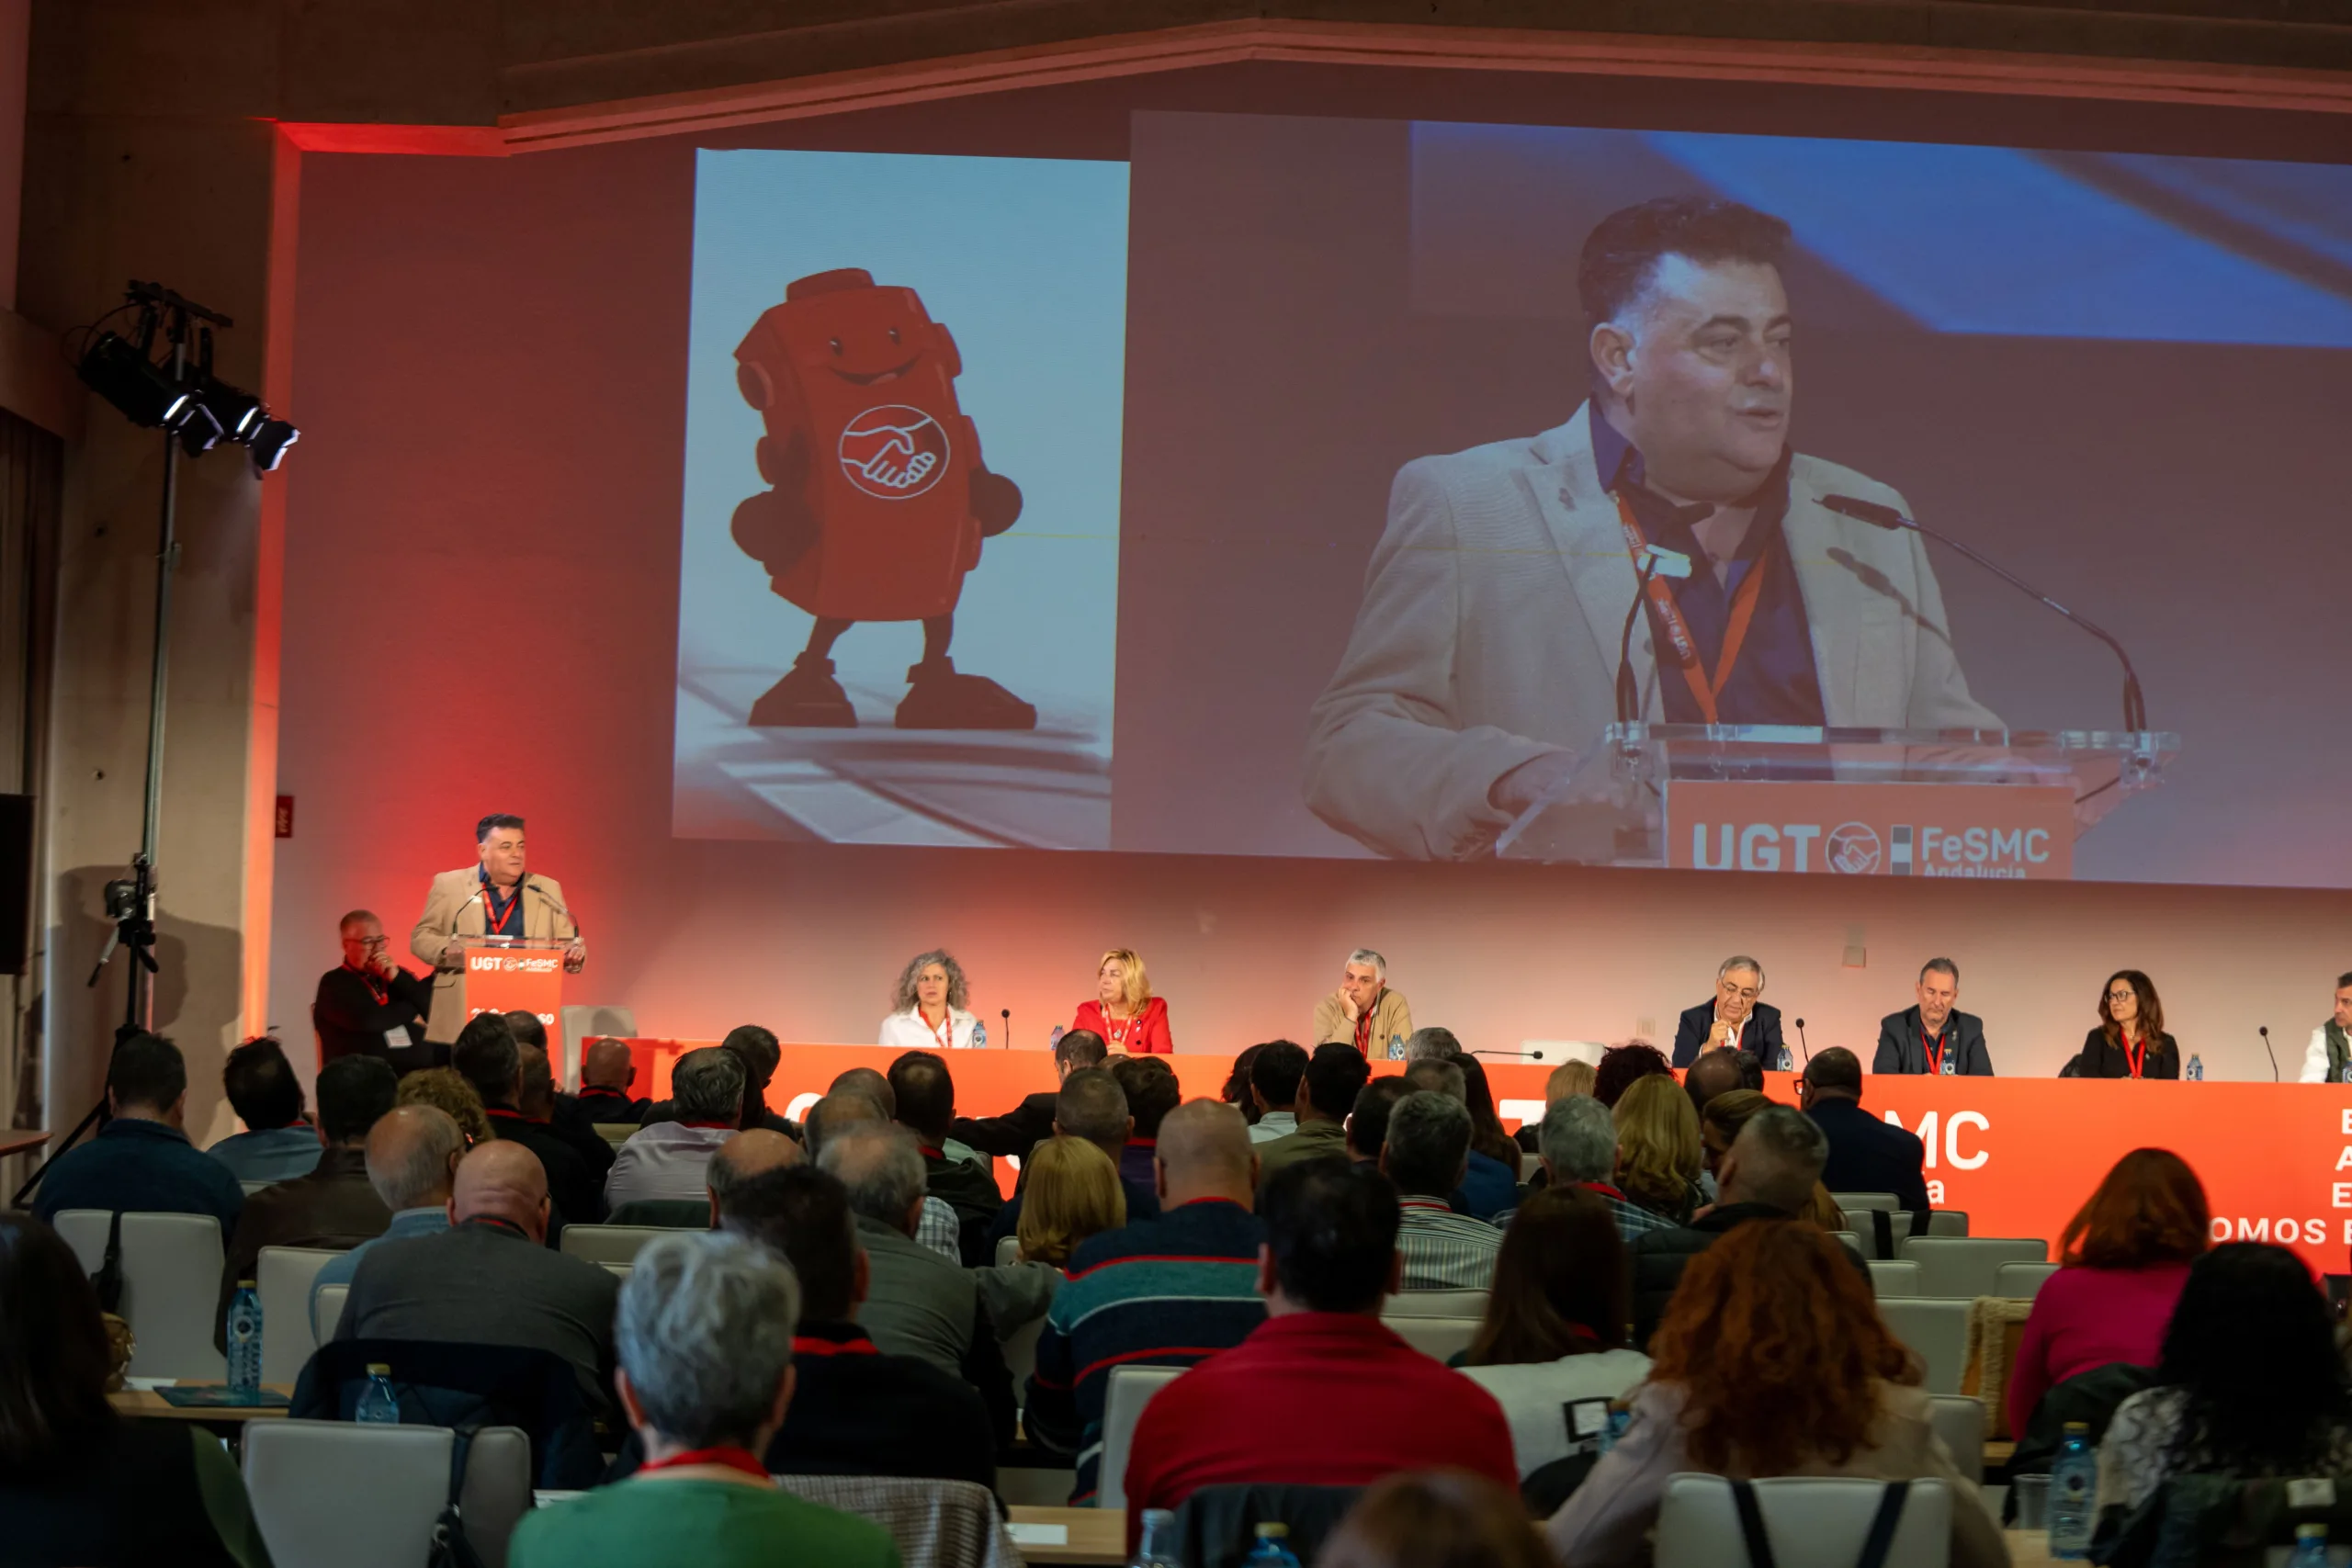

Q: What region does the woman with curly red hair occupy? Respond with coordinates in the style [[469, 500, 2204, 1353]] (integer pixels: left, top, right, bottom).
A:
[[1548, 1220, 2005, 1568]]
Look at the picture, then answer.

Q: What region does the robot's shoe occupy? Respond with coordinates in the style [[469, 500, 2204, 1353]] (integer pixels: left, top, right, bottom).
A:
[[895, 657, 1037, 730], [749, 654, 857, 728]]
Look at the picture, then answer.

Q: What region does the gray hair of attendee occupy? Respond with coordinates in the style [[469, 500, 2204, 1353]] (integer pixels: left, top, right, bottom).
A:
[[1347, 947, 1386, 978], [1719, 953, 1766, 985], [1724, 1104, 1828, 1213], [1921, 956, 1960, 984], [1055, 1067, 1129, 1151], [802, 1089, 887, 1160], [888, 948, 970, 1013], [1401, 1057, 1467, 1104], [1383, 1090, 1472, 1197], [365, 1104, 465, 1212], [816, 1120, 927, 1225], [616, 1231, 800, 1449], [671, 1047, 748, 1123], [1402, 1027, 1460, 1063], [1538, 1093, 1617, 1185]]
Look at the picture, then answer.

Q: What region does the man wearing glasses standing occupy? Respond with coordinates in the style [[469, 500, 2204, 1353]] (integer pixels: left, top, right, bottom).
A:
[[314, 909, 439, 1073]]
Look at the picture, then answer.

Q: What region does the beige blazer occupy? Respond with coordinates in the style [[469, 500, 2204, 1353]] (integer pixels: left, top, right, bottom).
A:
[[409, 867, 582, 1043], [1303, 404, 2002, 861], [1312, 987, 1414, 1055]]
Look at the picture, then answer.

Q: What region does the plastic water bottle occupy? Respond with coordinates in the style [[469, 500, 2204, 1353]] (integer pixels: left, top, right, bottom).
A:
[[2048, 1421, 2097, 1558], [2290, 1523, 2328, 1568], [2187, 1054, 2205, 1081], [1244, 1523, 1301, 1567], [355, 1363, 401, 1425], [226, 1280, 262, 1396], [1129, 1509, 1178, 1568], [971, 1019, 988, 1048]]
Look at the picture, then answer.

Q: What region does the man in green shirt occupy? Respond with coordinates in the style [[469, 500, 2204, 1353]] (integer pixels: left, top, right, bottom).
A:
[[509, 1232, 899, 1568]]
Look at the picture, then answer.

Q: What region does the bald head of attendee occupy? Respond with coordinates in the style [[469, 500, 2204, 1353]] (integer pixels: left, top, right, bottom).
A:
[[450, 1140, 552, 1242], [829, 1066, 896, 1119], [707, 1128, 802, 1224], [1684, 1046, 1747, 1122], [802, 1090, 888, 1160], [582, 1037, 636, 1093], [365, 1104, 465, 1214], [1154, 1099, 1260, 1208]]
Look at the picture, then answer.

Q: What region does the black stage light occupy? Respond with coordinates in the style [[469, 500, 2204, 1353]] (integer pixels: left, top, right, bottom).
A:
[[175, 401, 226, 457], [187, 376, 266, 444], [77, 332, 192, 428], [247, 416, 300, 473]]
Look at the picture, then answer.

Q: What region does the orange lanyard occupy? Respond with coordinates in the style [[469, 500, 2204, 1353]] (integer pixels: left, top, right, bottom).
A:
[[922, 1009, 953, 1049], [1612, 491, 1769, 727], [2123, 1030, 2146, 1079]]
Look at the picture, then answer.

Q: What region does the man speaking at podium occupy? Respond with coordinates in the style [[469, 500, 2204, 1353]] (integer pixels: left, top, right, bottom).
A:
[[411, 813, 586, 1046], [1305, 197, 2003, 861]]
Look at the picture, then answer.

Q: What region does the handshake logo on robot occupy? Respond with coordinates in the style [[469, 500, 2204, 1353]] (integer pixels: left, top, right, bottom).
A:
[[729, 267, 1033, 731]]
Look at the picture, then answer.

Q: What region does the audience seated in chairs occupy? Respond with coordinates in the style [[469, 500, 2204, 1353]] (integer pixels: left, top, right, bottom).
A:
[[1592, 1042, 1673, 1110], [1345, 1077, 1412, 1170], [1026, 1099, 1268, 1504], [2097, 1241, 2352, 1519], [1400, 1058, 1514, 1221], [604, 1159, 999, 1493], [516, 1042, 615, 1182], [1319, 1471, 1555, 1568], [953, 1028, 1108, 1161], [718, 1023, 797, 1137], [1510, 1093, 1675, 1242], [395, 1065, 493, 1146], [814, 1116, 1017, 1451], [988, 1067, 1157, 1252], [1458, 1188, 1653, 1506], [333, 1139, 620, 1409], [604, 1047, 743, 1211], [1384, 1091, 1502, 1291], [1802, 1046, 1931, 1222], [310, 1103, 466, 1320], [2009, 1146, 2209, 1438], [1110, 1054, 1181, 1191], [31, 1032, 243, 1232], [1452, 1054, 1526, 1190], [1610, 1075, 1707, 1225], [887, 1050, 1004, 1264], [1012, 1136, 1127, 1270], [1257, 1043, 1369, 1183], [216, 1053, 399, 1349], [1245, 1041, 1310, 1145], [1680, 1046, 1749, 1129], [205, 1036, 324, 1184], [1121, 1160, 1515, 1549], [450, 1012, 604, 1230], [1548, 1219, 2006, 1568], [571, 1037, 649, 1126], [508, 1231, 897, 1568], [1221, 1044, 1266, 1128], [0, 1215, 274, 1566], [808, 1087, 961, 1260]]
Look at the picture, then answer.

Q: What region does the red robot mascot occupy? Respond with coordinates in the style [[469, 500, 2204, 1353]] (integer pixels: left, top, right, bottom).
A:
[[729, 267, 1034, 728]]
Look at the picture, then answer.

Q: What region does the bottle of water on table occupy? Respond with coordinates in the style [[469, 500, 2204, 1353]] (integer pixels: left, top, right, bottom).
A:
[[2048, 1420, 2097, 1559], [356, 1362, 401, 1425], [226, 1280, 262, 1398], [2187, 1054, 2204, 1081], [1245, 1522, 1300, 1567], [1129, 1508, 1177, 1568], [2290, 1522, 2328, 1568]]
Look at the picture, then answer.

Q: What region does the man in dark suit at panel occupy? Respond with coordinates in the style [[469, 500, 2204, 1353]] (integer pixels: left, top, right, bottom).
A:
[[1874, 957, 1994, 1077], [1670, 954, 1785, 1068], [1800, 1047, 1930, 1223]]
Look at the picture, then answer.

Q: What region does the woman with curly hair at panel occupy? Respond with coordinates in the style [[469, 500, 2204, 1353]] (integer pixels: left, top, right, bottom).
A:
[[877, 948, 983, 1050], [1549, 1219, 2006, 1568]]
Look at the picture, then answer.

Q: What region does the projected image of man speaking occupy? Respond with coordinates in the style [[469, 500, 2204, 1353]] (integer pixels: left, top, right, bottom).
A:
[[1303, 197, 2002, 862]]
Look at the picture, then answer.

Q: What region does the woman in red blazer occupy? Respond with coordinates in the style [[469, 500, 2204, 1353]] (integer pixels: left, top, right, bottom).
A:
[[1071, 947, 1173, 1054]]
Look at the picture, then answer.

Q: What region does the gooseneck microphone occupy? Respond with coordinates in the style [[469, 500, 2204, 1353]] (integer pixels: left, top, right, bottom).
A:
[[1793, 1019, 1812, 1065], [1613, 545, 1692, 725], [2260, 1025, 2278, 1082], [1469, 1047, 1548, 1062], [1001, 1008, 1012, 1050], [1821, 494, 2147, 731]]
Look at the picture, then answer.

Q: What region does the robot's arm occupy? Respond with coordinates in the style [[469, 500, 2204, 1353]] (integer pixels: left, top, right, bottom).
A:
[[970, 468, 1022, 538], [730, 430, 820, 574]]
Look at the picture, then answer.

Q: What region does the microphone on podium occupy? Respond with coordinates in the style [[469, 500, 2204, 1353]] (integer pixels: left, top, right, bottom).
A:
[[1469, 1048, 1547, 1063], [2259, 1025, 2278, 1082], [1001, 1009, 1012, 1050], [1821, 493, 2147, 731]]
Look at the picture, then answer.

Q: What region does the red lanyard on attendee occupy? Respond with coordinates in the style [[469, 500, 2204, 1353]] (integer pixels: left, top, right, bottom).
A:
[[1922, 1020, 1947, 1076], [638, 1447, 769, 1480], [2123, 1029, 2147, 1079], [345, 961, 390, 1008], [1102, 1005, 1137, 1049], [482, 880, 520, 936], [1612, 491, 1769, 726], [793, 1335, 879, 1358], [920, 1008, 953, 1049], [1353, 1005, 1375, 1055]]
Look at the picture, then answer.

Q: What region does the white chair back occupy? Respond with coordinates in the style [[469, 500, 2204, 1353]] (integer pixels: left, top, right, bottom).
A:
[[1097, 1364, 1183, 1512], [1898, 1236, 2046, 1299], [995, 1235, 1020, 1267], [1844, 1208, 1918, 1260], [243, 1418, 532, 1568], [1830, 1230, 1861, 1256], [1996, 1261, 2059, 1299], [240, 1180, 272, 1197], [1383, 1288, 1489, 1318], [1925, 1210, 1971, 1236], [1879, 1297, 1973, 1395], [53, 1210, 227, 1381], [1928, 1394, 1986, 1484], [556, 1224, 669, 1265], [1382, 1314, 1480, 1363], [1829, 1191, 1900, 1212], [256, 1246, 342, 1386], [1868, 1259, 1921, 1298], [1655, 1475, 1951, 1568], [313, 1282, 351, 1344]]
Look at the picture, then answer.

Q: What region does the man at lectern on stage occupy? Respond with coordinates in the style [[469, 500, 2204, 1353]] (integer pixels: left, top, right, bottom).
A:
[[411, 813, 587, 1046], [1304, 197, 2002, 861]]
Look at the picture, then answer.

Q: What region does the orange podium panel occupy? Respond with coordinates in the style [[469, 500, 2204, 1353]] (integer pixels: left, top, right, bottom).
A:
[[462, 941, 566, 1065]]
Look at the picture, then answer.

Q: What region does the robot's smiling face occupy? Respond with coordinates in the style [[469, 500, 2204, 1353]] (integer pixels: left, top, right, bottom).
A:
[[791, 288, 936, 387]]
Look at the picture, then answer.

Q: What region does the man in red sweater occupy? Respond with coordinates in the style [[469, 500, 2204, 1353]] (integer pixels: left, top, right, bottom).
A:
[[1121, 1159, 1517, 1545]]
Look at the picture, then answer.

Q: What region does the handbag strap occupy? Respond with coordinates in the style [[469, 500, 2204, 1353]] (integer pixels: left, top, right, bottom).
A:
[[1729, 1479, 1911, 1568], [1731, 1481, 1779, 1568], [92, 1210, 125, 1314], [426, 1427, 486, 1568], [1869, 1209, 1894, 1260]]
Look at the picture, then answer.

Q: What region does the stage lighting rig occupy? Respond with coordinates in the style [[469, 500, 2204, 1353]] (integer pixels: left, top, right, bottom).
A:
[[72, 281, 299, 474]]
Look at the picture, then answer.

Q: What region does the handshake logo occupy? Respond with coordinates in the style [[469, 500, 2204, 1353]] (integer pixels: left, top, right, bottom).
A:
[[469, 953, 561, 974], [838, 405, 950, 500]]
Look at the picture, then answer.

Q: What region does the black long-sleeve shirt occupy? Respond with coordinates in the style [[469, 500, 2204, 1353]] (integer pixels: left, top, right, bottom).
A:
[[312, 963, 437, 1073]]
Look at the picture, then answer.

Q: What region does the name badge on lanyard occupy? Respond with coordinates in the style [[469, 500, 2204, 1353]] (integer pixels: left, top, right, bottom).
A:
[[1611, 491, 1770, 726]]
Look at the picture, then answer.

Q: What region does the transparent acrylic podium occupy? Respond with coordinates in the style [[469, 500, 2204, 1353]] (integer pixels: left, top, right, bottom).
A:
[[1494, 724, 2179, 874]]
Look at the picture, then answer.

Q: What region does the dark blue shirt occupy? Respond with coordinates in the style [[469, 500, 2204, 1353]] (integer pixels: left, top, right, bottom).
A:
[[1592, 412, 1825, 728], [479, 866, 523, 938], [1457, 1149, 1519, 1222], [30, 1116, 246, 1231]]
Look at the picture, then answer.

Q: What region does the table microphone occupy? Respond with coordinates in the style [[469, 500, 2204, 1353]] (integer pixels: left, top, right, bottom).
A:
[[2260, 1025, 2278, 1081], [1794, 1019, 1812, 1065], [1001, 1008, 1012, 1050], [1821, 493, 2146, 731], [1469, 1048, 1547, 1062]]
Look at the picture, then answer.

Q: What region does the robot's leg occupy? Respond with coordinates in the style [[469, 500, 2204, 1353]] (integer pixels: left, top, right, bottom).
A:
[[895, 614, 1037, 731], [749, 617, 859, 728]]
